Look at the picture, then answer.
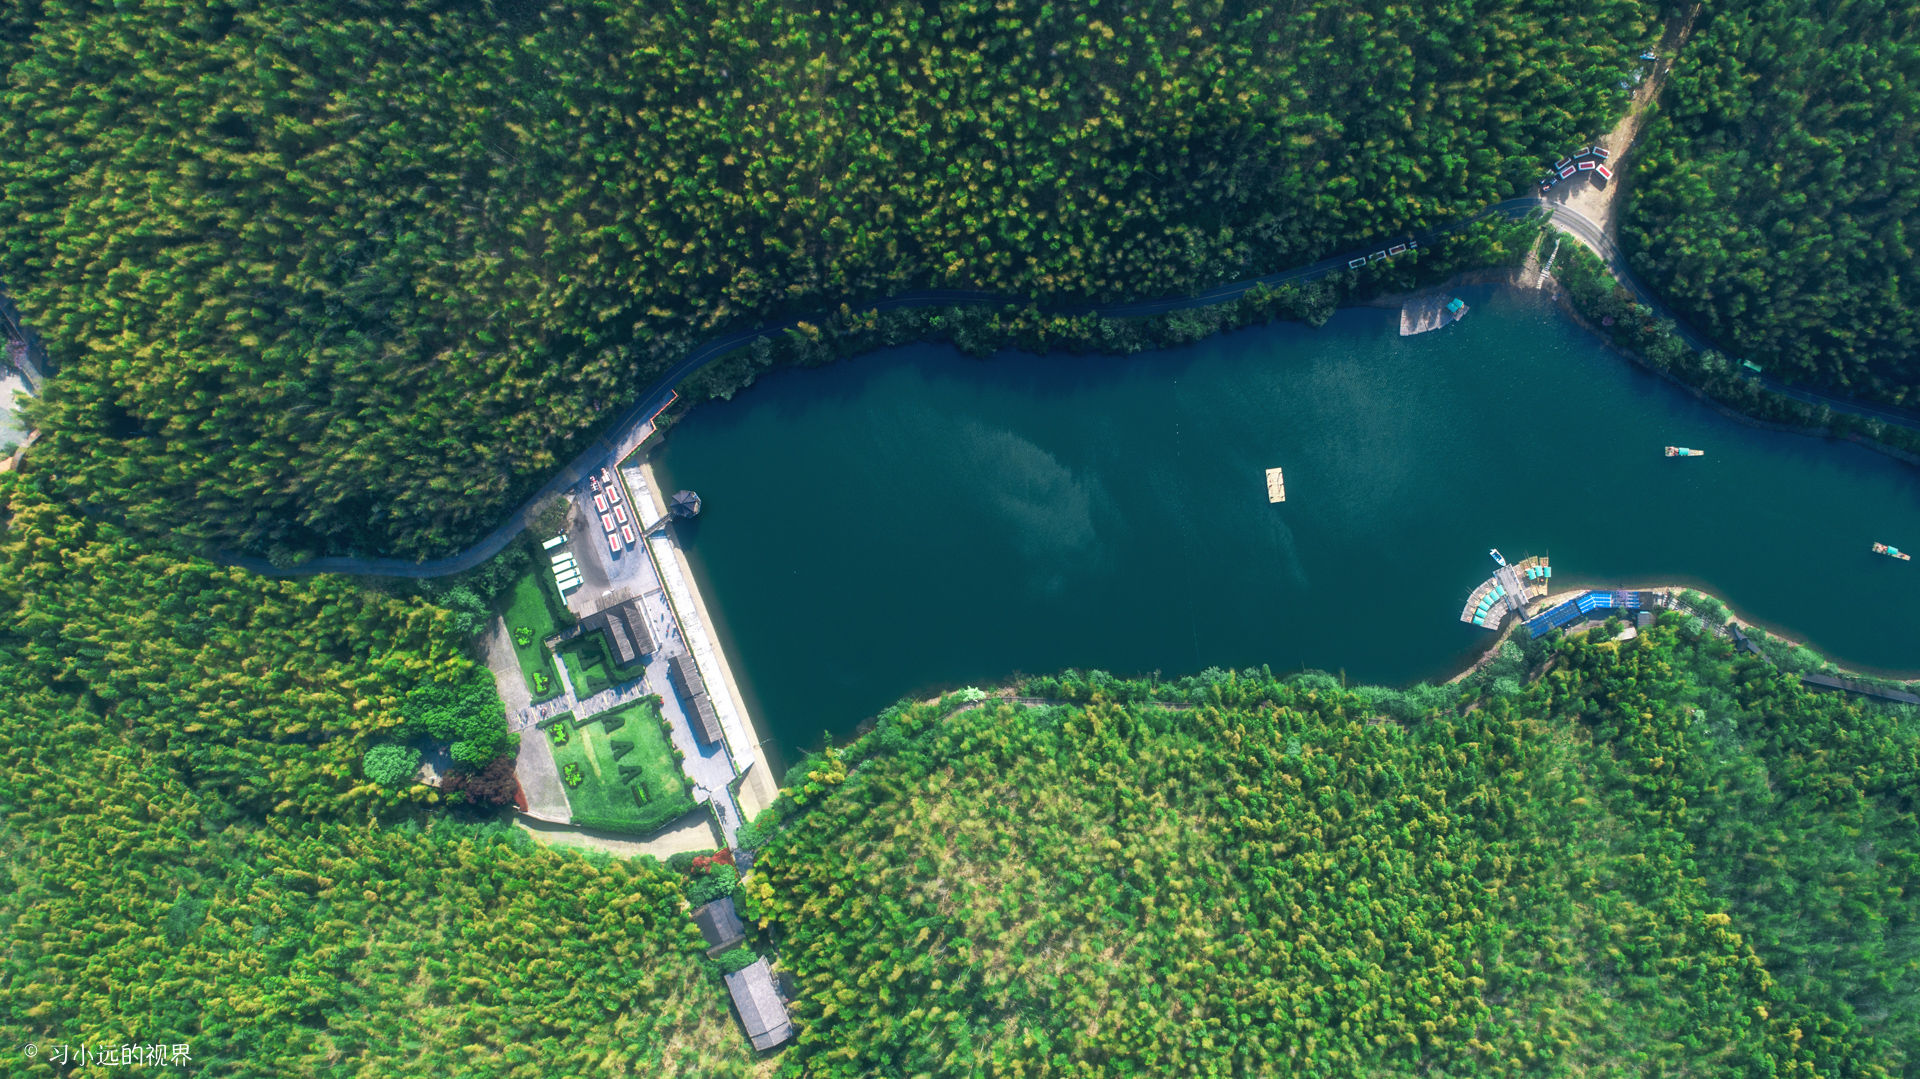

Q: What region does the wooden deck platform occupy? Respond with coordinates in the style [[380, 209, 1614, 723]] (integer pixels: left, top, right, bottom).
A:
[[1459, 555, 1551, 629], [1401, 293, 1469, 336]]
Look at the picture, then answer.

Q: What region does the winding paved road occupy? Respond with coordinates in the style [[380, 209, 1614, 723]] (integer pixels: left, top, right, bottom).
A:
[[18, 194, 1916, 580], [217, 200, 1543, 579], [1537, 205, 1920, 430]]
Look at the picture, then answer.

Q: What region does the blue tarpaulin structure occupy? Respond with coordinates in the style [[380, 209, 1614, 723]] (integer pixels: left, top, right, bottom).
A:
[[1525, 590, 1644, 636]]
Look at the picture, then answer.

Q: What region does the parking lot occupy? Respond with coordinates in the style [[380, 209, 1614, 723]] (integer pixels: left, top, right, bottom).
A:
[[560, 472, 657, 616]]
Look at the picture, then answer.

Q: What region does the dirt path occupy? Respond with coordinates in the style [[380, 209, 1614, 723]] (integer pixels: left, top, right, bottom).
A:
[[1552, 6, 1702, 241], [480, 617, 575, 819], [515, 725, 573, 822], [0, 370, 28, 446], [516, 810, 719, 859]]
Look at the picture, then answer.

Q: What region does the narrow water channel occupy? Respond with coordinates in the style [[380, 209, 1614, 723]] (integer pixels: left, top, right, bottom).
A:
[[654, 284, 1920, 757]]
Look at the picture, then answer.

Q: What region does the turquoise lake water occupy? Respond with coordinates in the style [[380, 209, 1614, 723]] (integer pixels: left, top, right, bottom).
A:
[[654, 285, 1920, 760]]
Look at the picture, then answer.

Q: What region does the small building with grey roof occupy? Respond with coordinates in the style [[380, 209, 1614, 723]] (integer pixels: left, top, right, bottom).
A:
[[692, 896, 747, 957], [669, 652, 725, 746], [578, 597, 655, 667], [724, 957, 793, 1052]]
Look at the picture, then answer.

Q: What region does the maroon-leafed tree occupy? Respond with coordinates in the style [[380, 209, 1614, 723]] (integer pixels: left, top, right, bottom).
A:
[[443, 754, 520, 809]]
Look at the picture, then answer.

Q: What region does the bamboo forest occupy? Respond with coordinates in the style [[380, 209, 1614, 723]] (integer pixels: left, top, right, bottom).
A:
[[0, 0, 1653, 559], [749, 623, 1918, 1076], [2, 0, 1917, 1076], [1622, 0, 1920, 404]]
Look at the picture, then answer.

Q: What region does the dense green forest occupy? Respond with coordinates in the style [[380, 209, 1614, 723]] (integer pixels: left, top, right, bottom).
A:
[[748, 621, 1918, 1076], [1622, 0, 1920, 404], [0, 0, 1652, 559], [0, 472, 750, 1076], [6, 454, 1915, 1074]]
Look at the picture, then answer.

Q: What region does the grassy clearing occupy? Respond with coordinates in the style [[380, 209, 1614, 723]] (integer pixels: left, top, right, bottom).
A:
[[550, 698, 695, 831], [495, 569, 567, 702]]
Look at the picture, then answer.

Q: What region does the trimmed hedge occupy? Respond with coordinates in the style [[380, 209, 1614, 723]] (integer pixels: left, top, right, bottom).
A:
[[570, 795, 699, 837]]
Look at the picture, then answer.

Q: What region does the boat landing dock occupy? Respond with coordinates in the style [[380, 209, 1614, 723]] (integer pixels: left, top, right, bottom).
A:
[[1401, 293, 1469, 335], [1460, 554, 1551, 629]]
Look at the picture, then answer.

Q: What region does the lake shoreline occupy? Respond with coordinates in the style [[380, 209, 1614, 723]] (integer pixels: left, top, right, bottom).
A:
[[656, 283, 1920, 754], [1351, 265, 1920, 473], [1448, 579, 1920, 686], [635, 456, 786, 822], [1530, 275, 1920, 471]]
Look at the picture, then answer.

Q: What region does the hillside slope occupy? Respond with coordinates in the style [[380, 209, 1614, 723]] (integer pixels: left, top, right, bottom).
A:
[[1622, 0, 1920, 403], [0, 0, 1653, 558], [751, 625, 1918, 1076]]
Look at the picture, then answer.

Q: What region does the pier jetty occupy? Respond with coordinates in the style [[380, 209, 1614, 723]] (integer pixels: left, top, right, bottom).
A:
[[1459, 554, 1551, 629], [1401, 292, 1469, 335]]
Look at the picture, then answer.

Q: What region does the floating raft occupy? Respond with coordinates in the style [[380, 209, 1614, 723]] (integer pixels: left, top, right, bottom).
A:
[[1459, 555, 1551, 629], [1265, 467, 1286, 503], [1401, 293, 1469, 335]]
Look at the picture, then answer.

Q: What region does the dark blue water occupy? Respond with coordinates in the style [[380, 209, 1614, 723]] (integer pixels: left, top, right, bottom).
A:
[[656, 285, 1920, 754]]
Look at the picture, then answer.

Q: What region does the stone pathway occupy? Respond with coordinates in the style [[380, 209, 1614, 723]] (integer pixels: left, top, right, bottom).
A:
[[516, 726, 573, 822], [483, 616, 572, 819]]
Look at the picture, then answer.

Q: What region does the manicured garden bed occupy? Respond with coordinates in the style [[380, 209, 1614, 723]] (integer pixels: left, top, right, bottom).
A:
[[553, 629, 642, 697], [495, 570, 568, 703], [549, 698, 696, 834]]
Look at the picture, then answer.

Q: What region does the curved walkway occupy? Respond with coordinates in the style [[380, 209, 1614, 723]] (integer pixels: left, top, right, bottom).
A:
[[37, 194, 1918, 580]]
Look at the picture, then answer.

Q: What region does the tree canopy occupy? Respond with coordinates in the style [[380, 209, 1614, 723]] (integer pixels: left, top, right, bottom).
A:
[[0, 471, 749, 1076], [750, 621, 1917, 1076], [0, 0, 1651, 558], [1623, 0, 1920, 403]]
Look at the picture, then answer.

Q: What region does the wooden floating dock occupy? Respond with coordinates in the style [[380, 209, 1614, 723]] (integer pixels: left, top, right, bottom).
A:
[[1459, 555, 1552, 629], [1400, 293, 1469, 336], [1265, 467, 1286, 503]]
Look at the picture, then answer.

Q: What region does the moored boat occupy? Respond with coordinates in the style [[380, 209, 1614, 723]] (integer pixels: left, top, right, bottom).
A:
[[1489, 548, 1505, 566]]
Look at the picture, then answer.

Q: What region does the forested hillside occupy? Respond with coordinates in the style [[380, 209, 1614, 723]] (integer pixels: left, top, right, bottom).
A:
[[0, 0, 1652, 559], [1622, 0, 1920, 403], [749, 623, 1918, 1076], [0, 473, 749, 1076], [6, 452, 1914, 1075]]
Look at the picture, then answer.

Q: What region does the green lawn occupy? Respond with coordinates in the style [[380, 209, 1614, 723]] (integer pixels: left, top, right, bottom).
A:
[[549, 699, 695, 832], [495, 569, 567, 703]]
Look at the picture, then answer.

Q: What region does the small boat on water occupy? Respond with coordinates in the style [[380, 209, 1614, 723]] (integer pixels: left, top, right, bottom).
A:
[[1489, 548, 1506, 567], [1664, 446, 1704, 457], [1872, 542, 1912, 561]]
